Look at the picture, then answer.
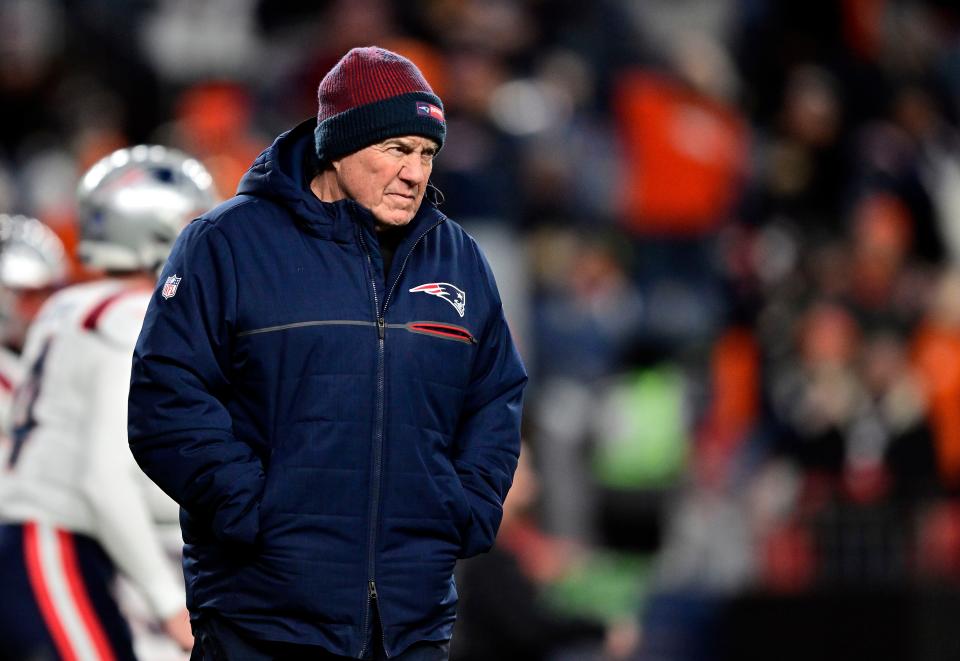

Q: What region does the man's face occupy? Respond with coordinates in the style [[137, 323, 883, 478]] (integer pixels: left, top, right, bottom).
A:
[[333, 135, 438, 230]]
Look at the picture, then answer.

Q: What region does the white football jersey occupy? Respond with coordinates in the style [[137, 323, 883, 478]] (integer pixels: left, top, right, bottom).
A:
[[0, 345, 24, 440], [0, 279, 185, 621]]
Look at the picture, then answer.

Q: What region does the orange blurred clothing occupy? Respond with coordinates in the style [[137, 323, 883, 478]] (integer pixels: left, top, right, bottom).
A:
[[381, 38, 448, 101], [709, 327, 761, 435], [912, 322, 960, 486], [696, 327, 761, 485], [613, 71, 748, 237], [175, 82, 267, 197]]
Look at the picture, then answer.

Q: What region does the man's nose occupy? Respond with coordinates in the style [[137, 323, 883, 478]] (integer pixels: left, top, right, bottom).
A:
[[399, 154, 428, 185]]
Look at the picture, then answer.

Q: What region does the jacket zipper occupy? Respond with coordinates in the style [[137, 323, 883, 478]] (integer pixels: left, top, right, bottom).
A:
[[381, 219, 445, 316], [357, 226, 383, 659], [356, 217, 445, 658]]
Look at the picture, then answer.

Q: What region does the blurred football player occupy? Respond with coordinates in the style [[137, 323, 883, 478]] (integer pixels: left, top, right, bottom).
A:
[[0, 145, 217, 660], [0, 214, 67, 431]]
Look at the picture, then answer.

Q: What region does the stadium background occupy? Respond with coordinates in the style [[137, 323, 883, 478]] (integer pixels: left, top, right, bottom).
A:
[[3, 0, 960, 658]]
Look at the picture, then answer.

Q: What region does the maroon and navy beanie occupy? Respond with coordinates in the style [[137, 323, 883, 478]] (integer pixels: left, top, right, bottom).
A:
[[315, 46, 446, 163]]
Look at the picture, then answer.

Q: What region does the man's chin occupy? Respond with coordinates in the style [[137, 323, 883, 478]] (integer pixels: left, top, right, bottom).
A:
[[373, 213, 415, 230]]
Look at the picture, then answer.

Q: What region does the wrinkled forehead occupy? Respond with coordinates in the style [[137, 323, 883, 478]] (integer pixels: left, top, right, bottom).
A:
[[378, 135, 440, 151]]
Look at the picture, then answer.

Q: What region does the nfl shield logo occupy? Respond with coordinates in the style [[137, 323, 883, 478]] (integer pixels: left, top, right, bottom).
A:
[[161, 274, 181, 299]]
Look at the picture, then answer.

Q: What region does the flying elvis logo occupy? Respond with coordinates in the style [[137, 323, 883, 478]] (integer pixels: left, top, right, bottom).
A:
[[161, 274, 181, 299], [416, 102, 445, 122], [409, 283, 465, 317]]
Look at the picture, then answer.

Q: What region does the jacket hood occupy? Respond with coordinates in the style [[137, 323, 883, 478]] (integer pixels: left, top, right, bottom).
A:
[[236, 118, 443, 243], [237, 118, 348, 237]]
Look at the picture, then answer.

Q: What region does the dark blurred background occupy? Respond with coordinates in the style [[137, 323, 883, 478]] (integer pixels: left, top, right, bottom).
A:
[[4, 0, 960, 659]]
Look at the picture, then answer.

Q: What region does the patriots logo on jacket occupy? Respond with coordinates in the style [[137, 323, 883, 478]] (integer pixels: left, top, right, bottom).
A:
[[409, 282, 466, 317]]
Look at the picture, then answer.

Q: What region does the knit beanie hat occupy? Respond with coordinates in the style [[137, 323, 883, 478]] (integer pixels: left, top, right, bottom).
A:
[[315, 46, 446, 163]]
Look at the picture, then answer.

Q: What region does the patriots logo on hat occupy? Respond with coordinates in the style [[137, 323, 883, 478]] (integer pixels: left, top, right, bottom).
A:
[[161, 274, 181, 299], [416, 102, 445, 122], [409, 282, 465, 317]]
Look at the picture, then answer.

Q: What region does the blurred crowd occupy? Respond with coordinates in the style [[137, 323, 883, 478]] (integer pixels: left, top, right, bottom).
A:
[[4, 0, 960, 659]]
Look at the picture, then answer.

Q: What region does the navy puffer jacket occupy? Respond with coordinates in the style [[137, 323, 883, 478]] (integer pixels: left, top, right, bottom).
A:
[[128, 119, 527, 657]]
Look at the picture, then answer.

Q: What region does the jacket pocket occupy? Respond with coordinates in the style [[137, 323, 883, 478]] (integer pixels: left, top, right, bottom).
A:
[[402, 321, 476, 345], [446, 474, 473, 541]]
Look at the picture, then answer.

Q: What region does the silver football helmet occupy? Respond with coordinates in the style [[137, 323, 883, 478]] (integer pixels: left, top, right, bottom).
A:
[[0, 214, 67, 291], [77, 145, 217, 272], [0, 214, 67, 349]]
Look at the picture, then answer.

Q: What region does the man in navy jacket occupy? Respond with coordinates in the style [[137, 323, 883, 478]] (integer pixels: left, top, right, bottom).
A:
[[128, 46, 527, 660]]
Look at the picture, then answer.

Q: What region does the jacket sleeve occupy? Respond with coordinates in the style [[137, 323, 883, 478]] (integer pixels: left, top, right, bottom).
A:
[[454, 245, 528, 559], [128, 219, 264, 546]]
